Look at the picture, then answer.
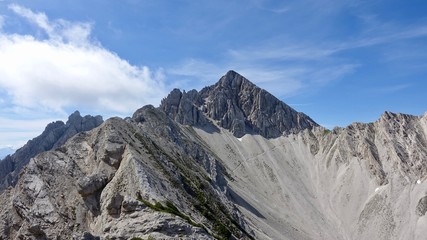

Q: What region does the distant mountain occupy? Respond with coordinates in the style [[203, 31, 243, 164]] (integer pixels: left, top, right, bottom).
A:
[[161, 70, 318, 138], [0, 111, 103, 191], [0, 147, 15, 160], [0, 71, 426, 240]]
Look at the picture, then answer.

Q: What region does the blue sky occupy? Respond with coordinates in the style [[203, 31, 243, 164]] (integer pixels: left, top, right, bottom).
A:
[[0, 0, 426, 148]]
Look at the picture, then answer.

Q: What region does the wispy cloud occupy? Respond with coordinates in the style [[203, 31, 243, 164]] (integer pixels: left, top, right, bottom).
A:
[[168, 2, 427, 100], [168, 56, 357, 98], [0, 5, 167, 148], [370, 84, 411, 94], [228, 46, 335, 62], [250, 0, 290, 14], [168, 58, 227, 83], [8, 4, 92, 45], [0, 5, 166, 116], [269, 7, 289, 14], [337, 25, 427, 51]]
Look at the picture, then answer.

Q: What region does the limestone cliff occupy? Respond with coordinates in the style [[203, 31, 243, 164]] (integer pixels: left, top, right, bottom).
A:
[[160, 70, 318, 138], [0, 111, 103, 191], [0, 71, 426, 240]]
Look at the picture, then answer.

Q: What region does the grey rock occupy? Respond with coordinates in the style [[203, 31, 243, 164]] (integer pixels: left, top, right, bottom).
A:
[[80, 232, 100, 240], [0, 71, 427, 240], [160, 70, 318, 138], [122, 196, 143, 213], [0, 116, 231, 239], [28, 224, 46, 237], [416, 196, 427, 216], [106, 193, 124, 215], [0, 111, 103, 191], [161, 88, 208, 127], [77, 174, 108, 197]]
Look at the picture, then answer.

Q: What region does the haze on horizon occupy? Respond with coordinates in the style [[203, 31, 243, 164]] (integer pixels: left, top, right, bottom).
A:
[[0, 0, 426, 149]]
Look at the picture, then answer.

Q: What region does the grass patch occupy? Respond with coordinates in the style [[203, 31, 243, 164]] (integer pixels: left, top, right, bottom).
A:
[[132, 130, 252, 239]]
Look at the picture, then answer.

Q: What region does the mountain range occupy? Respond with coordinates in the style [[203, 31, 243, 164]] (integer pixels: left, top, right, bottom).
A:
[[0, 70, 426, 240]]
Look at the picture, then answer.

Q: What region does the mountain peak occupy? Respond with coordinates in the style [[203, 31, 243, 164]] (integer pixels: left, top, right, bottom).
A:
[[160, 71, 318, 138], [0, 111, 103, 191], [217, 70, 255, 90]]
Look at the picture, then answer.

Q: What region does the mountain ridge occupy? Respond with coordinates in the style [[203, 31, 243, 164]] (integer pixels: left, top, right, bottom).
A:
[[0, 111, 103, 191], [161, 70, 318, 138], [0, 71, 426, 239]]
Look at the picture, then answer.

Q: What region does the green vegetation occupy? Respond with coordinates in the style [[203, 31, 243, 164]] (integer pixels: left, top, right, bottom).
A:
[[323, 129, 331, 135], [137, 196, 202, 228], [130, 236, 154, 240], [133, 130, 253, 239], [214, 222, 232, 239]]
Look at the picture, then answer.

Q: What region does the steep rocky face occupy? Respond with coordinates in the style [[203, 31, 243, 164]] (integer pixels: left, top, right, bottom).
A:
[[192, 111, 427, 240], [160, 70, 318, 138], [0, 111, 103, 191], [0, 106, 254, 239], [3, 106, 426, 240], [0, 71, 426, 240]]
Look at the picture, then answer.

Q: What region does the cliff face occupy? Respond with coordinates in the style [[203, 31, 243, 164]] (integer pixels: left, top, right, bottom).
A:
[[160, 70, 318, 138], [0, 111, 103, 191], [190, 110, 427, 240], [0, 107, 252, 239], [0, 71, 426, 240]]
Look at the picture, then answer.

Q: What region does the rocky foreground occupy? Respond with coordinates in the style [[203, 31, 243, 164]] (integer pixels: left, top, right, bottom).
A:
[[0, 71, 426, 239]]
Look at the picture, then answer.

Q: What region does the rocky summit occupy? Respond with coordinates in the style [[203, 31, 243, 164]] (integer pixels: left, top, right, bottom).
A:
[[160, 70, 318, 138], [0, 111, 103, 191], [0, 71, 427, 240]]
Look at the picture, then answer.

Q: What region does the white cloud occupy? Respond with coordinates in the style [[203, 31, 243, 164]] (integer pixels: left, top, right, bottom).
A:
[[0, 5, 167, 149], [0, 5, 166, 117], [8, 4, 92, 45], [9, 4, 54, 36]]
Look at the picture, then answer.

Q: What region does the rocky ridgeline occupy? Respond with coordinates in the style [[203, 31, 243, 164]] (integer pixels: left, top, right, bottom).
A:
[[0, 106, 253, 239], [160, 70, 318, 138], [0, 111, 103, 191], [0, 71, 426, 239]]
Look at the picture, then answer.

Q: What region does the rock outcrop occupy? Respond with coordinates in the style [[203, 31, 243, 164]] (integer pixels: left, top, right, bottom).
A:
[[0, 111, 103, 191], [0, 109, 253, 239], [0, 71, 426, 239], [161, 70, 318, 138]]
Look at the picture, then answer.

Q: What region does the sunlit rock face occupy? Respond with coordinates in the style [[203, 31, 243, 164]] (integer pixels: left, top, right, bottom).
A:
[[1, 71, 426, 240], [0, 111, 103, 191]]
